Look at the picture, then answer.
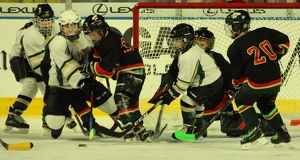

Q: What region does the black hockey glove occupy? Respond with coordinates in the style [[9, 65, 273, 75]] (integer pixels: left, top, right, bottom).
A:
[[159, 87, 180, 105], [81, 61, 95, 76]]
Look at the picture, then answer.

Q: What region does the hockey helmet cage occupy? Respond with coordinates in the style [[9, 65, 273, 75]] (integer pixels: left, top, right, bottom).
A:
[[170, 23, 194, 52], [82, 15, 109, 45], [33, 4, 54, 36], [58, 9, 82, 42], [225, 10, 251, 39], [194, 27, 215, 53]]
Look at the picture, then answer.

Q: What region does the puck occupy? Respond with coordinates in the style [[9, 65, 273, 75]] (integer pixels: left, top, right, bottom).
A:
[[78, 144, 87, 147]]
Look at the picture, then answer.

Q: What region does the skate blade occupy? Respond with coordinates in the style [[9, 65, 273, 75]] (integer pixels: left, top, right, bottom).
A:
[[4, 126, 29, 134], [241, 137, 268, 150], [273, 142, 293, 149]]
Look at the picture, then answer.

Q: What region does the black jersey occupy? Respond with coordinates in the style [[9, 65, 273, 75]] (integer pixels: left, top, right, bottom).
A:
[[92, 30, 144, 79], [227, 27, 289, 94]]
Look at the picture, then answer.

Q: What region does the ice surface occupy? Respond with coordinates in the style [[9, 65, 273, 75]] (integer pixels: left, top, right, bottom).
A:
[[0, 116, 299, 160]]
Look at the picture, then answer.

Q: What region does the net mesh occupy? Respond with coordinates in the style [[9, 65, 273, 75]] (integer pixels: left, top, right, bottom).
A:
[[134, 4, 300, 129]]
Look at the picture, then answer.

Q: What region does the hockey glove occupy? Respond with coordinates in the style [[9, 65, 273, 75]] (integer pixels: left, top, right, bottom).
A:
[[81, 61, 95, 76], [159, 87, 180, 105]]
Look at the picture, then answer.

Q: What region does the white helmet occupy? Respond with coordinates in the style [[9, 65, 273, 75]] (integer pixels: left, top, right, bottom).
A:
[[58, 9, 81, 41]]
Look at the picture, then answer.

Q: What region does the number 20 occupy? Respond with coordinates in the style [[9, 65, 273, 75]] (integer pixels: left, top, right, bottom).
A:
[[247, 40, 277, 65]]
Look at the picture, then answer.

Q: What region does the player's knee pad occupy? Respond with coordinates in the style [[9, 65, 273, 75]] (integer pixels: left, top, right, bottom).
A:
[[96, 96, 118, 115], [181, 95, 196, 106], [114, 93, 130, 110], [19, 77, 38, 98], [45, 115, 66, 130], [195, 104, 205, 112], [37, 82, 46, 95], [180, 94, 196, 112], [116, 73, 145, 95]]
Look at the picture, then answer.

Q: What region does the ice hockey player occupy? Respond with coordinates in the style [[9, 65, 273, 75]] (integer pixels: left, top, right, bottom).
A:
[[41, 10, 118, 139], [225, 10, 292, 149], [194, 27, 236, 137], [4, 4, 76, 135], [149, 23, 222, 139], [81, 14, 154, 143]]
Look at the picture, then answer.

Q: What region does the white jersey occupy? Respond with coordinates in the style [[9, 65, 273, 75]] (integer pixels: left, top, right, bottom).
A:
[[175, 44, 221, 92], [47, 32, 93, 89], [9, 21, 59, 75], [9, 24, 27, 59]]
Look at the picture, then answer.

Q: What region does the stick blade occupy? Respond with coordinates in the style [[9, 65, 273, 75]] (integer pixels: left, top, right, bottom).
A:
[[173, 130, 197, 141], [89, 129, 96, 140], [7, 142, 33, 151], [152, 124, 168, 140]]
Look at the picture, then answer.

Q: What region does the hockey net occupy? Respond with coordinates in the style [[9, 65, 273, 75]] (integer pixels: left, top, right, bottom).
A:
[[133, 2, 300, 131]]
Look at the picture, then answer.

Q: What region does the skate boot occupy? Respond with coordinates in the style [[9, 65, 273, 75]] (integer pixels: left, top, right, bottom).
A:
[[65, 116, 77, 131], [171, 124, 195, 140], [271, 124, 293, 149], [4, 107, 29, 134], [42, 116, 51, 136], [134, 125, 154, 142], [123, 124, 154, 143], [240, 122, 268, 150]]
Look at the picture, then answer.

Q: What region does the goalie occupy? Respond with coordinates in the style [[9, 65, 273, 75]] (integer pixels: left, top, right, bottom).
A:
[[149, 23, 222, 139]]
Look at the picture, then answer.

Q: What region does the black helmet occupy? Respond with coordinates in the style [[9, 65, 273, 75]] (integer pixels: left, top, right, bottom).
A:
[[82, 15, 109, 45], [194, 27, 215, 53], [170, 23, 194, 52], [33, 4, 55, 36], [34, 4, 54, 19], [225, 10, 250, 39]]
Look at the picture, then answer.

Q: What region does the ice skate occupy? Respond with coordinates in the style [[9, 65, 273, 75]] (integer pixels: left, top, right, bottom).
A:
[[271, 124, 293, 149], [4, 107, 29, 134], [134, 125, 154, 143], [123, 124, 154, 143], [240, 123, 268, 150], [65, 116, 77, 132]]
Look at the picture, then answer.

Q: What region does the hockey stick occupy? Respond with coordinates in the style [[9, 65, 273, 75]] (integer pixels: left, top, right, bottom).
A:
[[152, 104, 168, 140], [127, 100, 163, 132], [70, 107, 89, 136], [89, 76, 96, 140], [173, 91, 238, 141], [86, 101, 163, 138], [105, 78, 124, 131], [0, 138, 33, 151]]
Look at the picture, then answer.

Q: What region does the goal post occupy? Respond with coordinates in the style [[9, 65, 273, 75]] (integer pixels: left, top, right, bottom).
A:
[[132, 2, 300, 129]]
